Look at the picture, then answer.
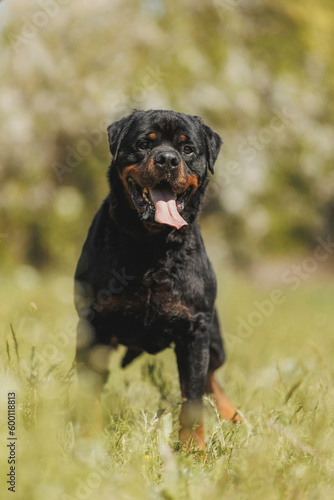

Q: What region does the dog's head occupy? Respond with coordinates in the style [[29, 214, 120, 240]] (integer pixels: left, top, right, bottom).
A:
[[107, 109, 222, 231]]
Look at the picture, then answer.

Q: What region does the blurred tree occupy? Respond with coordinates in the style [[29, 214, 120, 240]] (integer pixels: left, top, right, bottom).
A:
[[0, 0, 333, 270]]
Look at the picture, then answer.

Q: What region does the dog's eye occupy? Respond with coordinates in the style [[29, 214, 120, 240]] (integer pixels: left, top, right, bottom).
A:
[[183, 145, 194, 155], [138, 141, 149, 150]]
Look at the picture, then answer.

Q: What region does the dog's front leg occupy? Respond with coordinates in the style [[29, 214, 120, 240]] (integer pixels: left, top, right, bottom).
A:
[[175, 331, 210, 450]]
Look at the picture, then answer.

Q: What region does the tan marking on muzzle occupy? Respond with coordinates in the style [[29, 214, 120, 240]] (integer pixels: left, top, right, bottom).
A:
[[175, 162, 200, 193], [120, 160, 156, 187], [118, 160, 159, 212], [118, 164, 142, 206], [120, 164, 142, 187]]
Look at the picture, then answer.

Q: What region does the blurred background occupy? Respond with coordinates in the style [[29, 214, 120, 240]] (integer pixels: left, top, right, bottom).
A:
[[1, 0, 333, 277]]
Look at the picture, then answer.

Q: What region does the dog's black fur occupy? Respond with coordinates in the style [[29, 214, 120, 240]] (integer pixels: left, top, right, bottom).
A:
[[74, 109, 234, 444]]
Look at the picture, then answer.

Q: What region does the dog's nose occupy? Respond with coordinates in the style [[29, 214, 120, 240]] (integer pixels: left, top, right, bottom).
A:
[[155, 151, 180, 170]]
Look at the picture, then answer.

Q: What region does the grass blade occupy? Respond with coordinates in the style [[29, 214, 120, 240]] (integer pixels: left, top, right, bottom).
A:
[[10, 324, 20, 363]]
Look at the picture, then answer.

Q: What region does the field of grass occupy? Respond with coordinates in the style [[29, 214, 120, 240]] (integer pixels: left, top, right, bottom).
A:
[[1, 257, 334, 500]]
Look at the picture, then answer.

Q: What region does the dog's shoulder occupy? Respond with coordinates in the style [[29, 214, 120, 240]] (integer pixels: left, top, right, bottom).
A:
[[75, 199, 111, 279]]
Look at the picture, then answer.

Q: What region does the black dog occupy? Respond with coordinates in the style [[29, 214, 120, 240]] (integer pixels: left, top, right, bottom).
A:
[[74, 109, 239, 448]]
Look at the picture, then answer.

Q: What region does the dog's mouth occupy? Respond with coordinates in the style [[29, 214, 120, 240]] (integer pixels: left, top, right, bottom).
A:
[[127, 178, 191, 229]]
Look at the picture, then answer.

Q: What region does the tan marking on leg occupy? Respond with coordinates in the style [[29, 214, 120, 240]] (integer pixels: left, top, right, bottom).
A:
[[75, 364, 107, 437], [79, 390, 104, 437], [206, 372, 240, 423], [179, 401, 206, 450]]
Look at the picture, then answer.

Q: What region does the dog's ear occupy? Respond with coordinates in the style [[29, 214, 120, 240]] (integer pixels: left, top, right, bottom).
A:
[[107, 113, 135, 163], [203, 125, 222, 175]]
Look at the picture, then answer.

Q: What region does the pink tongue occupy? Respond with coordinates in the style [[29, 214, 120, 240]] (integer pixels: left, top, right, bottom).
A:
[[149, 185, 188, 230]]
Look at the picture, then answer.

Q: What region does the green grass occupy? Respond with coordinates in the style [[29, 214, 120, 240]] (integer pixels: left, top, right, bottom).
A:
[[1, 264, 334, 500]]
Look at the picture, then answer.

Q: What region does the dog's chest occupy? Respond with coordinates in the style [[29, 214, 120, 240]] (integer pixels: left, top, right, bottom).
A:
[[94, 267, 193, 321]]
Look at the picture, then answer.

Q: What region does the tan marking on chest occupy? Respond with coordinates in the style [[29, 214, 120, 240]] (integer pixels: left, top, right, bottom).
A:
[[150, 286, 193, 318], [93, 286, 193, 319]]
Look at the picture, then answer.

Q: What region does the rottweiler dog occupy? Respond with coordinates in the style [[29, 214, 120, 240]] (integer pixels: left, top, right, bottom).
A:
[[74, 109, 239, 449]]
